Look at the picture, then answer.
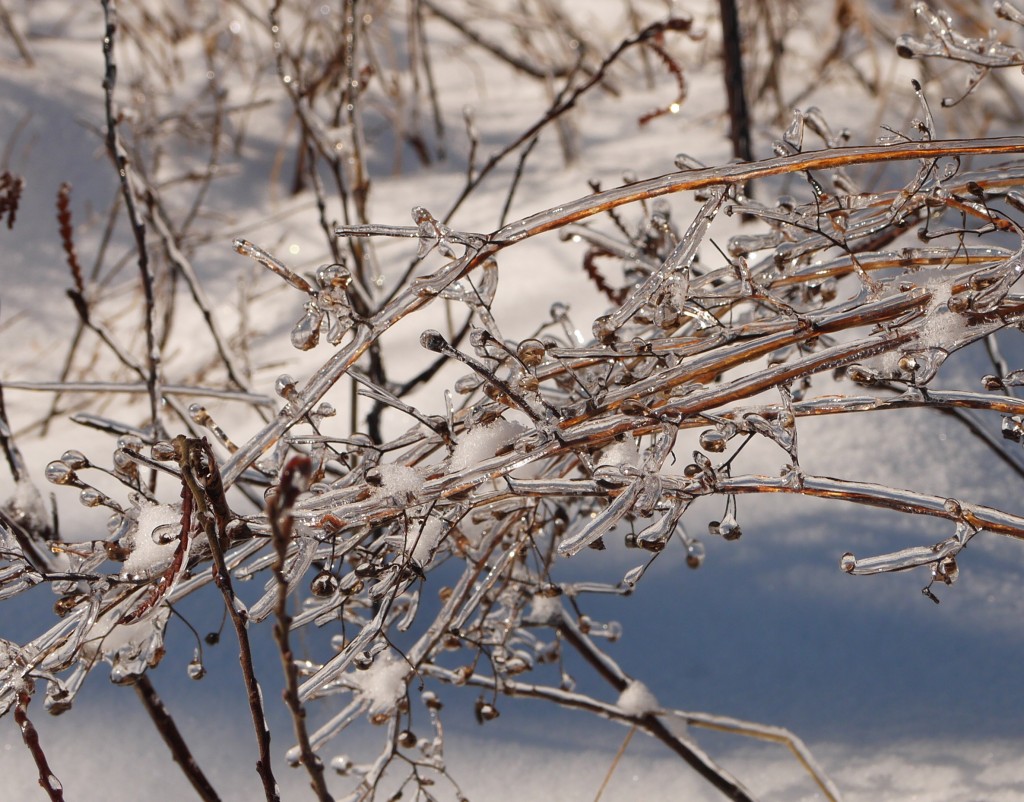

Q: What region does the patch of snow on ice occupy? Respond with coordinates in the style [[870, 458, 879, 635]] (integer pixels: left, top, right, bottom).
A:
[[599, 436, 640, 468], [371, 463, 425, 501], [407, 517, 445, 566], [450, 419, 525, 472], [353, 653, 409, 714], [525, 592, 564, 625], [617, 679, 660, 716], [121, 503, 181, 579]]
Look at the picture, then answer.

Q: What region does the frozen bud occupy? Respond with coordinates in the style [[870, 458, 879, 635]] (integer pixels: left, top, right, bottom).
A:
[[113, 449, 136, 474], [515, 374, 540, 394], [474, 698, 499, 723], [187, 658, 206, 681], [398, 730, 417, 748], [708, 515, 741, 541], [354, 651, 374, 670], [468, 328, 491, 351], [310, 570, 340, 597], [592, 315, 617, 344], [45, 460, 77, 485], [151, 441, 177, 461], [79, 488, 103, 508], [151, 523, 179, 545], [420, 329, 447, 352], [422, 691, 443, 711], [291, 304, 324, 351], [840, 552, 857, 573], [454, 374, 481, 394], [517, 338, 547, 368], [620, 398, 648, 416], [935, 555, 959, 585], [60, 450, 89, 470], [316, 262, 351, 291], [275, 374, 298, 399], [1002, 415, 1024, 443], [698, 429, 727, 452], [330, 755, 353, 776], [898, 354, 918, 373], [685, 540, 706, 569]]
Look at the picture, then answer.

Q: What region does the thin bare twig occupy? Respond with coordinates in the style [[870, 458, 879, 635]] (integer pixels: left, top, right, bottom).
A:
[[14, 690, 65, 802], [134, 675, 222, 802]]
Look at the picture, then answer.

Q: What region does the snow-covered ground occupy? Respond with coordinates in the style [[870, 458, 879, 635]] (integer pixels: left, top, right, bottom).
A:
[[3, 1, 1024, 800]]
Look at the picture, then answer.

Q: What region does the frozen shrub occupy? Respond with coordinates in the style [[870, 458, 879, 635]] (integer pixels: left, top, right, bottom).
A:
[[4, 2, 1024, 800]]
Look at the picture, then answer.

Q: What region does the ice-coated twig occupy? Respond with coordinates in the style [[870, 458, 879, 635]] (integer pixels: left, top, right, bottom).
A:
[[100, 0, 163, 440], [2, 381, 274, 406], [268, 457, 333, 801], [174, 437, 280, 802]]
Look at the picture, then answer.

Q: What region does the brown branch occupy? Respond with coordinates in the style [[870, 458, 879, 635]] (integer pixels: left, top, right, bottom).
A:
[[493, 136, 1024, 242], [0, 170, 23, 229], [134, 675, 222, 802], [175, 436, 280, 802], [268, 456, 333, 801], [100, 0, 163, 438], [14, 690, 65, 802], [55, 184, 84, 294]]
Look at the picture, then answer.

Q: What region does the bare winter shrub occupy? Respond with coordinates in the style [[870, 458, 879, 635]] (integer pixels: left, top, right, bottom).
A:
[[4, 1, 1024, 800]]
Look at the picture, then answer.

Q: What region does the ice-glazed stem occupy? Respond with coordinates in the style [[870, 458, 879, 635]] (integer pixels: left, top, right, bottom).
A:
[[492, 137, 1024, 243]]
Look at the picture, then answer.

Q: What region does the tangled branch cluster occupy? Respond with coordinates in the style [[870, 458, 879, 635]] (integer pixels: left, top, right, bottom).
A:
[[5, 2, 1024, 800]]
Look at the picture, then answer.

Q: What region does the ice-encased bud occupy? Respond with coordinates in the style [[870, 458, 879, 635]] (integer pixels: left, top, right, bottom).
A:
[[291, 305, 324, 351], [79, 488, 103, 507], [60, 450, 89, 470], [699, 429, 727, 452], [151, 441, 177, 461], [310, 570, 340, 597], [45, 461, 76, 485], [516, 338, 547, 368], [685, 540, 706, 569]]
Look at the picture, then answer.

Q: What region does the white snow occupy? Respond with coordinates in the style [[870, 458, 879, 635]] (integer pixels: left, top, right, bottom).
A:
[[526, 592, 564, 625], [352, 653, 409, 715], [407, 517, 445, 566], [370, 463, 425, 502], [616, 679, 660, 717], [120, 503, 182, 580], [599, 437, 641, 469], [449, 419, 526, 472]]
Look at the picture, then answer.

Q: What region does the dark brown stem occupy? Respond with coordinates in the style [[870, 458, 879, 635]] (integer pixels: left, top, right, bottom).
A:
[[134, 675, 222, 802], [718, 0, 753, 163], [14, 690, 65, 802], [176, 437, 280, 802], [100, 0, 163, 439], [269, 457, 334, 801], [557, 621, 755, 802]]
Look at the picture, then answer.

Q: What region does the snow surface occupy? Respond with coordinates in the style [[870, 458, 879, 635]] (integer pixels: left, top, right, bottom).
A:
[[2, 1, 1024, 801]]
